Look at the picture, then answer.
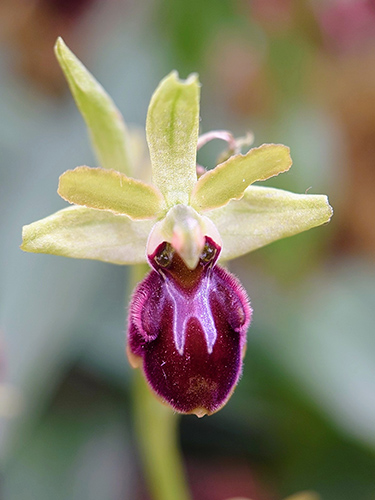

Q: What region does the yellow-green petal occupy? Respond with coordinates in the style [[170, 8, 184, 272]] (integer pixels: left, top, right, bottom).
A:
[[58, 166, 164, 220], [207, 185, 333, 261], [146, 71, 200, 206], [191, 144, 292, 212], [55, 37, 132, 174], [21, 206, 153, 265]]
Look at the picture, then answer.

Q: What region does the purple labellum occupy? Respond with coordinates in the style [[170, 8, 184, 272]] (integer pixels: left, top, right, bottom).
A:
[[127, 237, 252, 416]]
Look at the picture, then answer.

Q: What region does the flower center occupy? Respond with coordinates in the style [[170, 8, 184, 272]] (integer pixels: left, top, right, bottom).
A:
[[150, 237, 219, 290]]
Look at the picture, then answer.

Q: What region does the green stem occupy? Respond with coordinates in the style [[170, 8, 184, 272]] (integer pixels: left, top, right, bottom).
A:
[[133, 372, 191, 500], [129, 265, 192, 500]]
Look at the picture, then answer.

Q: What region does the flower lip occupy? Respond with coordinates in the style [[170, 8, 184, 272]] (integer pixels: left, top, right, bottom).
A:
[[128, 241, 251, 415]]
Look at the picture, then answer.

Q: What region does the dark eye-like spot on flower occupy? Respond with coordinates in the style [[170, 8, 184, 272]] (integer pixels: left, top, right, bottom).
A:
[[154, 242, 174, 268], [201, 241, 216, 263]]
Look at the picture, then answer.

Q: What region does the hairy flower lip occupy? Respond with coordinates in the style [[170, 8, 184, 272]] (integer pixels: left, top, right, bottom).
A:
[[128, 239, 252, 416]]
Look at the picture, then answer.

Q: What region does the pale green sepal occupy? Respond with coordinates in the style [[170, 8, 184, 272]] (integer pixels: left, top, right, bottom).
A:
[[55, 37, 132, 174], [146, 71, 200, 207], [147, 204, 221, 270], [208, 185, 333, 261], [191, 144, 292, 212], [58, 166, 165, 220], [21, 206, 153, 265]]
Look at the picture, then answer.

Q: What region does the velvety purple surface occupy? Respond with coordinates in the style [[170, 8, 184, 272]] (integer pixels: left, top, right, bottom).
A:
[[128, 238, 252, 415]]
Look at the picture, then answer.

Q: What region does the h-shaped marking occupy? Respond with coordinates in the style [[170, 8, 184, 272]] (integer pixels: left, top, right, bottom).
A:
[[164, 274, 217, 355]]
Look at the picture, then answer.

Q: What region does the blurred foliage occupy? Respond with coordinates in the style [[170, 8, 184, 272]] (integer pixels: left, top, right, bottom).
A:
[[154, 0, 238, 72]]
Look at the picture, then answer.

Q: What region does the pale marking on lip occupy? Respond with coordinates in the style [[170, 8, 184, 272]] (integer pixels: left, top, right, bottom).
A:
[[163, 274, 217, 355]]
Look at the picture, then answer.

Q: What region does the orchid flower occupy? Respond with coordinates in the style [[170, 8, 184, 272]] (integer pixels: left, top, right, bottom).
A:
[[21, 38, 333, 417]]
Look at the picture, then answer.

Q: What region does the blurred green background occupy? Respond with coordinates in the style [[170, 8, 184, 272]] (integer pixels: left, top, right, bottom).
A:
[[1, 1, 375, 499]]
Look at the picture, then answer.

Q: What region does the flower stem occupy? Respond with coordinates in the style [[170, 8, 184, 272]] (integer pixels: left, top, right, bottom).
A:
[[129, 265, 191, 500], [133, 372, 191, 500]]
